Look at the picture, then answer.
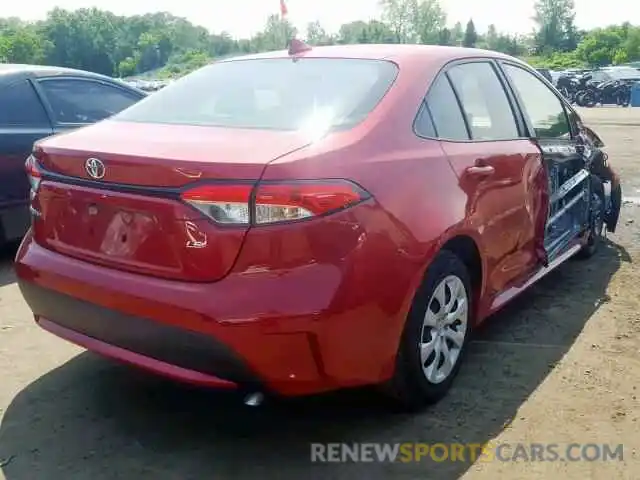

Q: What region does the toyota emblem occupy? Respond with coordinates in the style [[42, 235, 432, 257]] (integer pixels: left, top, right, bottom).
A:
[[85, 158, 105, 179]]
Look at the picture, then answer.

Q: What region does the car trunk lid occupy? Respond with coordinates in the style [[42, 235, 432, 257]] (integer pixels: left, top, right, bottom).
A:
[[31, 120, 311, 282], [37, 120, 309, 185]]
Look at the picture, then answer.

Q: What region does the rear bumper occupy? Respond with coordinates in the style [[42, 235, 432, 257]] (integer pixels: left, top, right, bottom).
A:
[[20, 280, 259, 390], [37, 317, 239, 390], [15, 219, 421, 395], [16, 242, 325, 396]]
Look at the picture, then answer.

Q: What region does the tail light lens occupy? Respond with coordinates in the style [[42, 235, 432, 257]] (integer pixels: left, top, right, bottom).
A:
[[25, 153, 42, 217], [180, 180, 370, 226], [181, 184, 252, 224]]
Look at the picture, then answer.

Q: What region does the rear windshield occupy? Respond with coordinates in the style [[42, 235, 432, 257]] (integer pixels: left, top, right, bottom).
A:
[[114, 58, 398, 131]]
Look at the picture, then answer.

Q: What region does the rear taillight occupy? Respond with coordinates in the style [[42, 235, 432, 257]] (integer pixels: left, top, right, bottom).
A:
[[25, 153, 42, 217], [181, 184, 252, 224], [180, 180, 370, 226]]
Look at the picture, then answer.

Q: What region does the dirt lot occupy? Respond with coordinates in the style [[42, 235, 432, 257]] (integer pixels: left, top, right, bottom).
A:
[[1, 107, 639, 480]]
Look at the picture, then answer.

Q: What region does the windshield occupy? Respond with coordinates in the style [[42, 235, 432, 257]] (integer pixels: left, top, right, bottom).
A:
[[115, 58, 398, 131]]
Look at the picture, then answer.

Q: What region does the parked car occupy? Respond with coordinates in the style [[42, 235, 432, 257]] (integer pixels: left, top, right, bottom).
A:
[[0, 64, 146, 244], [590, 66, 640, 83], [15, 44, 622, 410]]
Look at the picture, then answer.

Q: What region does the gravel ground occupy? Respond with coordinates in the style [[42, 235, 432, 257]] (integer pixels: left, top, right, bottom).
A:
[[1, 106, 639, 479]]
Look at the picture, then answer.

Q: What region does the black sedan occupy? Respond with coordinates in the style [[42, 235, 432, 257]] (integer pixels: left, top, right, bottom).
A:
[[0, 64, 146, 244]]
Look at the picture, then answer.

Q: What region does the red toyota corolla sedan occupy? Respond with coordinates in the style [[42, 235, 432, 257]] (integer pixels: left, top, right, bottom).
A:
[[15, 44, 621, 410]]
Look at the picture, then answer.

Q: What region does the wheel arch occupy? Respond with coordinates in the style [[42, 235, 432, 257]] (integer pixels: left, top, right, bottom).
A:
[[439, 235, 484, 318], [441, 235, 482, 287], [404, 232, 486, 328], [382, 234, 485, 407]]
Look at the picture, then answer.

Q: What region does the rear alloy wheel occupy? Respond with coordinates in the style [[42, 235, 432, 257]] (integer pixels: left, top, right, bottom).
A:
[[420, 275, 468, 384], [382, 250, 472, 411]]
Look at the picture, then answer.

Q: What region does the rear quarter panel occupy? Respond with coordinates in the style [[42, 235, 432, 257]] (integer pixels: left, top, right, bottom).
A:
[[254, 58, 475, 383]]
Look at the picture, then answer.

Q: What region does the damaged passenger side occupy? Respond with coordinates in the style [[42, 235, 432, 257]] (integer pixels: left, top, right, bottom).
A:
[[538, 124, 621, 263], [500, 61, 622, 265]]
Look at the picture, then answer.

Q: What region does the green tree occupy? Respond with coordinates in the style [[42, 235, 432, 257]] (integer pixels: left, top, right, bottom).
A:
[[485, 24, 498, 50], [624, 26, 640, 60], [250, 15, 296, 51], [576, 26, 625, 66], [2, 6, 639, 80], [338, 20, 395, 44], [450, 22, 464, 46], [463, 19, 477, 47], [306, 21, 334, 46], [380, 0, 418, 43], [415, 0, 446, 44], [437, 28, 452, 46], [533, 0, 577, 53], [0, 21, 50, 64]]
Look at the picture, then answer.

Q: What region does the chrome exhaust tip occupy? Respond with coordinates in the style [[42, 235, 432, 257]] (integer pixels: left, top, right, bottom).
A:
[[244, 392, 264, 407]]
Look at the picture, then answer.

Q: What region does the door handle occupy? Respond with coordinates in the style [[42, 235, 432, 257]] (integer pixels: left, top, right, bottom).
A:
[[465, 165, 495, 177]]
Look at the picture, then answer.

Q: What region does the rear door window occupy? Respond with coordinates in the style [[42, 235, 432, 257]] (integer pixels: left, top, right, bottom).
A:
[[421, 75, 469, 141], [0, 79, 50, 127], [38, 78, 142, 124], [447, 62, 519, 141]]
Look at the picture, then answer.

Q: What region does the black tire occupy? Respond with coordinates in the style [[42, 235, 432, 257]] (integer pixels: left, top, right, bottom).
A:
[[622, 90, 631, 107], [576, 176, 605, 260], [582, 92, 597, 108], [616, 90, 629, 107], [381, 250, 473, 411]]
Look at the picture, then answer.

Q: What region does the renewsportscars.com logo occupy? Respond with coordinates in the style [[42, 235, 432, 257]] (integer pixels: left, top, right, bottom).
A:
[[310, 442, 624, 463]]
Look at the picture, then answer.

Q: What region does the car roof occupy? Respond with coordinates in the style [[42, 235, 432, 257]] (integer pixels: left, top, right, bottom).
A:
[[0, 64, 147, 95], [219, 44, 516, 66], [0, 64, 125, 83]]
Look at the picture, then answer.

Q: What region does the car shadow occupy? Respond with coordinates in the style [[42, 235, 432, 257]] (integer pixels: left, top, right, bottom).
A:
[[0, 239, 630, 480]]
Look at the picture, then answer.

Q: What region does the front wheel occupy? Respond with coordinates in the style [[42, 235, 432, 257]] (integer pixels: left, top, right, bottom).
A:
[[581, 91, 597, 108], [577, 176, 605, 259], [382, 250, 473, 411], [619, 90, 631, 107]]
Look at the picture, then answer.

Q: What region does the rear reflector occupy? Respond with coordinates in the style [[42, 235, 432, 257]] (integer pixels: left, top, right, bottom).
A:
[[25, 154, 42, 216], [25, 154, 42, 192], [180, 180, 369, 225]]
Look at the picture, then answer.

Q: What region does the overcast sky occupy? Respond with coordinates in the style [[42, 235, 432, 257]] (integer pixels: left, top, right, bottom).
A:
[[4, 0, 640, 38]]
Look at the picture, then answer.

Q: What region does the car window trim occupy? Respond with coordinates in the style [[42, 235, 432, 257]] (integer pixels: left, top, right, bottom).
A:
[[497, 60, 575, 140], [413, 57, 526, 144], [0, 77, 52, 129], [489, 61, 528, 136], [35, 76, 144, 127], [442, 71, 473, 140]]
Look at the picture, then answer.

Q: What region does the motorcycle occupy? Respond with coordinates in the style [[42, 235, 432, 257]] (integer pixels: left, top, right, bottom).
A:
[[576, 79, 631, 107], [557, 74, 581, 104], [571, 74, 598, 106]]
